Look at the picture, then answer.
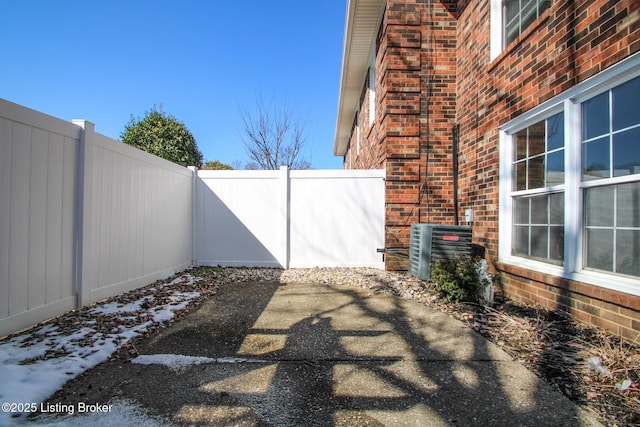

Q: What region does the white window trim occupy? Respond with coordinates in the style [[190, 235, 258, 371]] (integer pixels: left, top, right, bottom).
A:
[[499, 51, 640, 297], [369, 52, 376, 126], [356, 110, 361, 156], [490, 0, 503, 61]]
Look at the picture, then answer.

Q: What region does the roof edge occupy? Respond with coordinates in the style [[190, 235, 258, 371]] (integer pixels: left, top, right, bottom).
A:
[[333, 0, 385, 157]]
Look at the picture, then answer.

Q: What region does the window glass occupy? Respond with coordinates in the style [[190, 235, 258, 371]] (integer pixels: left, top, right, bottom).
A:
[[613, 127, 640, 177], [514, 197, 529, 223], [513, 225, 529, 254], [502, 0, 550, 47], [584, 186, 614, 227], [506, 71, 640, 281], [531, 195, 548, 224], [528, 122, 545, 156], [547, 150, 565, 186], [613, 77, 640, 131], [550, 192, 564, 224], [616, 230, 640, 276], [530, 225, 548, 258], [515, 128, 527, 160], [528, 155, 545, 189], [583, 137, 610, 180], [549, 226, 564, 262], [585, 228, 614, 271], [584, 182, 640, 277], [513, 113, 565, 189], [512, 193, 563, 264], [547, 112, 564, 151], [514, 161, 527, 190], [617, 182, 640, 228], [521, 0, 537, 30], [582, 92, 609, 140]]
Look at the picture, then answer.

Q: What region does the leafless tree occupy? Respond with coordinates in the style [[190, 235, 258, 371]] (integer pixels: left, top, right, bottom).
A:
[[240, 95, 311, 170]]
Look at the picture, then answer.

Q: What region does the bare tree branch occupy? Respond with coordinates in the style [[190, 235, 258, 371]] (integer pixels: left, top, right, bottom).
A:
[[240, 94, 310, 169]]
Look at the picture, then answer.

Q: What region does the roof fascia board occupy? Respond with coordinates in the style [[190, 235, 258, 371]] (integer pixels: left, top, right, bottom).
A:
[[334, 0, 385, 157]]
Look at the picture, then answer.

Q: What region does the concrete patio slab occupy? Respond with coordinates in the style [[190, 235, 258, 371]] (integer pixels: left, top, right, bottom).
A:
[[40, 281, 602, 426]]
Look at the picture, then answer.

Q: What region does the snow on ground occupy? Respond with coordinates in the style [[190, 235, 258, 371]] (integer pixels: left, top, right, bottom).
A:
[[0, 274, 202, 426], [131, 354, 265, 372]]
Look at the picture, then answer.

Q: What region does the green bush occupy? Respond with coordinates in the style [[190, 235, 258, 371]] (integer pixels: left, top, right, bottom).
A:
[[121, 106, 203, 168], [431, 256, 489, 303]]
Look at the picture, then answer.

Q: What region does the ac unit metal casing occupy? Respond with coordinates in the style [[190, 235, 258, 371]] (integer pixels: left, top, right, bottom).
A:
[[409, 224, 472, 280]]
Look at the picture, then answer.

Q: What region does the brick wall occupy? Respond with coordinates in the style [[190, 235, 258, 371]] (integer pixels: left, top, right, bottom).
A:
[[341, 0, 639, 338], [343, 0, 458, 270], [456, 0, 640, 340]]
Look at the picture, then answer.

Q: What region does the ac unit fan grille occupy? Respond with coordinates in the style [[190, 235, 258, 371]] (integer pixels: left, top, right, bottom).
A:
[[409, 224, 472, 280]]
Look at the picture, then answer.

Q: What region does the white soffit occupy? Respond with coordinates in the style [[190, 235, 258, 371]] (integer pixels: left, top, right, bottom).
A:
[[334, 0, 385, 156]]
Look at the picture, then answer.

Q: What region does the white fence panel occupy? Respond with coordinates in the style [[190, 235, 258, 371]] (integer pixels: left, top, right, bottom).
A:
[[79, 124, 193, 305], [0, 100, 79, 336], [289, 170, 385, 268], [0, 100, 194, 336], [195, 168, 385, 269], [1, 98, 386, 337], [195, 169, 287, 267]]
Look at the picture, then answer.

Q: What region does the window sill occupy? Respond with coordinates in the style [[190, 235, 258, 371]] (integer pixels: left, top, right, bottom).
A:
[[487, 9, 551, 74]]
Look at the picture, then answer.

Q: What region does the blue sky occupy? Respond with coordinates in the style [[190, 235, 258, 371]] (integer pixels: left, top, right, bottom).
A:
[[1, 0, 346, 169]]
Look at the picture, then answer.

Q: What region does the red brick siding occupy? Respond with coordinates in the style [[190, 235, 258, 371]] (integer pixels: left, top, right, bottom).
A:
[[341, 0, 639, 337], [344, 0, 459, 269], [456, 0, 640, 338]]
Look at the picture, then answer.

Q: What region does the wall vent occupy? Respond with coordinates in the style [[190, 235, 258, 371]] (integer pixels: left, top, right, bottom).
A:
[[409, 224, 472, 280]]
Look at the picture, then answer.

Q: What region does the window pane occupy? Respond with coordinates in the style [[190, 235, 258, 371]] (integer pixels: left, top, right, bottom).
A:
[[616, 230, 640, 277], [514, 161, 527, 190], [513, 225, 529, 255], [515, 129, 527, 160], [504, 0, 519, 23], [612, 76, 640, 131], [585, 186, 614, 227], [585, 228, 614, 272], [613, 127, 640, 177], [531, 195, 548, 224], [521, 0, 537, 30], [528, 155, 545, 188], [528, 122, 545, 156], [539, 0, 551, 13], [583, 92, 609, 140], [617, 182, 640, 228], [530, 225, 548, 258], [547, 150, 565, 186], [514, 197, 529, 224], [547, 112, 564, 151], [549, 226, 564, 262], [550, 192, 564, 224], [583, 136, 610, 180]]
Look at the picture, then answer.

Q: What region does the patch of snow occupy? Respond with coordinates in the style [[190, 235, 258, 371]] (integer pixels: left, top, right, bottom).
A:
[[132, 354, 266, 372], [132, 354, 216, 372], [0, 274, 200, 426]]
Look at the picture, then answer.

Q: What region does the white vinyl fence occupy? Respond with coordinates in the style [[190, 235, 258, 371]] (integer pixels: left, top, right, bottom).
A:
[[195, 168, 385, 269], [0, 99, 193, 336], [0, 98, 385, 337]]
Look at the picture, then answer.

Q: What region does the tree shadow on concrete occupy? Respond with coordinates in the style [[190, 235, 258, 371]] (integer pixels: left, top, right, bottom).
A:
[[40, 280, 591, 426]]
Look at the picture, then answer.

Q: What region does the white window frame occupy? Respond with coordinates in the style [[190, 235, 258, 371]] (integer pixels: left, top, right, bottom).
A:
[[369, 53, 376, 126], [356, 110, 361, 156], [499, 52, 640, 297]]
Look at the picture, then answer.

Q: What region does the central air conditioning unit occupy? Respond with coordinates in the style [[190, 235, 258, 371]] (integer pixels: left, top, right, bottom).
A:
[[409, 224, 472, 280]]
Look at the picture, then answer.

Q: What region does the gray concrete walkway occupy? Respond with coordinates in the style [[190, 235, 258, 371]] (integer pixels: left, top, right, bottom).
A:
[[44, 282, 601, 426]]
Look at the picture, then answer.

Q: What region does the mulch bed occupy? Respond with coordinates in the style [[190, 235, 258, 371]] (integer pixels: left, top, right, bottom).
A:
[[415, 291, 640, 426]]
